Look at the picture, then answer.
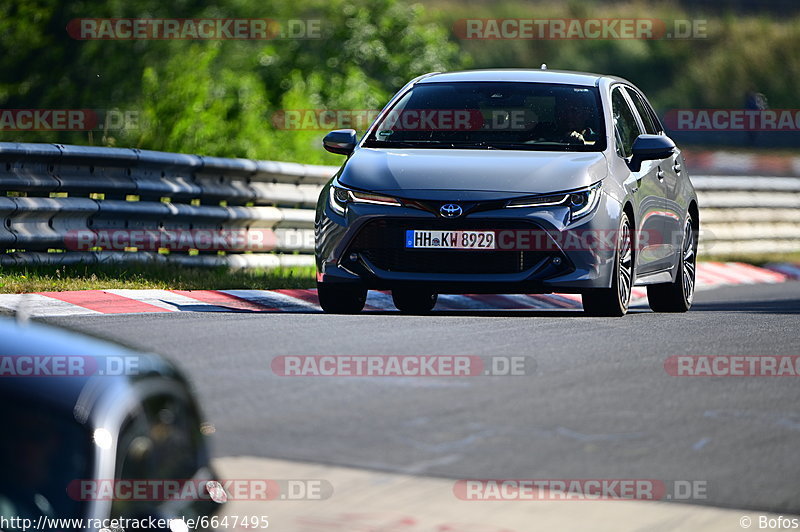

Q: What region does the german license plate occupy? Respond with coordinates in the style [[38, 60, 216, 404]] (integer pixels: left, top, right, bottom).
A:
[[405, 230, 496, 249]]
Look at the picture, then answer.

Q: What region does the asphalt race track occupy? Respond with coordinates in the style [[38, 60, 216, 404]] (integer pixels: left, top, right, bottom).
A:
[[42, 281, 800, 520]]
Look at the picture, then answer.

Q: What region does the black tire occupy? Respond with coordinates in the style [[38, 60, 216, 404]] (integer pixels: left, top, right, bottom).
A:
[[317, 283, 367, 314], [582, 213, 634, 317], [647, 215, 697, 313], [392, 289, 438, 314]]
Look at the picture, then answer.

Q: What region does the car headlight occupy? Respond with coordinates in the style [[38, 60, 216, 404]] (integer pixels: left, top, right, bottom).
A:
[[506, 193, 570, 209], [329, 185, 402, 215], [505, 181, 602, 222], [567, 181, 602, 221], [329, 185, 349, 215]]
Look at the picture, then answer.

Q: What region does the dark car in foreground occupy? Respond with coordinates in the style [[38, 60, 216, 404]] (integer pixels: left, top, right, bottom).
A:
[[0, 317, 222, 531], [315, 69, 698, 316]]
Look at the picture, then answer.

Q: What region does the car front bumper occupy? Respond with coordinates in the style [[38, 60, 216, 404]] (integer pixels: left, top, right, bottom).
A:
[[315, 187, 623, 294]]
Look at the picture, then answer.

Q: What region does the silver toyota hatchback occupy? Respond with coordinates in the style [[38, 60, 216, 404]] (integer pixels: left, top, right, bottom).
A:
[[316, 69, 698, 316]]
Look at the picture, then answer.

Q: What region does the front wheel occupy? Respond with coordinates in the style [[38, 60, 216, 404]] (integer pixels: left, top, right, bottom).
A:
[[317, 283, 367, 314], [647, 215, 696, 313], [582, 213, 634, 317], [392, 289, 438, 314]]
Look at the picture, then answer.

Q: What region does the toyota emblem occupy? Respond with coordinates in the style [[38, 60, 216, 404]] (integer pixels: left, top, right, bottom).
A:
[[440, 204, 463, 218]]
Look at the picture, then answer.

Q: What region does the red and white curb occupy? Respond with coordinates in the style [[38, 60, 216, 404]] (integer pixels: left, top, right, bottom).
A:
[[0, 262, 795, 317]]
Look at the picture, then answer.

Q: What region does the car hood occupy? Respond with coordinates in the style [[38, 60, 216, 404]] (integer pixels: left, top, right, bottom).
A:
[[338, 148, 608, 199]]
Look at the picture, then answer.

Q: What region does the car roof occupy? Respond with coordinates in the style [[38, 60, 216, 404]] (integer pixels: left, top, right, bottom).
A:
[[417, 69, 628, 87], [0, 318, 182, 416]]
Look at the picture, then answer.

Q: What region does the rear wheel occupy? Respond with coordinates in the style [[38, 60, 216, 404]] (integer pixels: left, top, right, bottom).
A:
[[392, 289, 438, 314], [647, 215, 696, 313], [582, 213, 633, 317], [317, 283, 367, 314]]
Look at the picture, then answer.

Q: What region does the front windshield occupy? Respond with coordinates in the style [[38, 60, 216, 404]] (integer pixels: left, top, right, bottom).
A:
[[364, 81, 606, 151]]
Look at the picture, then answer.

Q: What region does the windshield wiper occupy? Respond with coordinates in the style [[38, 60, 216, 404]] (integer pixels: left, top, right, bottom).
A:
[[363, 139, 441, 148], [476, 142, 587, 151], [364, 139, 499, 149], [437, 141, 497, 149], [362, 139, 589, 151]]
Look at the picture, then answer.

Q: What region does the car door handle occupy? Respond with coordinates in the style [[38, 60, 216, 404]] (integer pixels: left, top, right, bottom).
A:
[[672, 163, 682, 175], [657, 169, 665, 181]]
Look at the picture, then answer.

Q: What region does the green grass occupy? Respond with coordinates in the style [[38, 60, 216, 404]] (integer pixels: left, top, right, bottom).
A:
[[0, 264, 316, 294], [0, 254, 795, 294]]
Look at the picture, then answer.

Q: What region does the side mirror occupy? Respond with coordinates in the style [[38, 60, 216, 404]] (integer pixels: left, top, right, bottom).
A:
[[323, 129, 357, 155], [629, 134, 675, 172]]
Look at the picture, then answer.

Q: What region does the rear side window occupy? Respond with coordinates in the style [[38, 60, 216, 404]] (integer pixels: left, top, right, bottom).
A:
[[625, 88, 661, 134], [611, 87, 642, 158], [111, 392, 204, 519]]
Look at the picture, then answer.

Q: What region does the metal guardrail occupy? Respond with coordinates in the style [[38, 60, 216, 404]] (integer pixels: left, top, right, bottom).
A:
[[0, 142, 338, 268], [693, 176, 800, 255], [0, 142, 797, 268]]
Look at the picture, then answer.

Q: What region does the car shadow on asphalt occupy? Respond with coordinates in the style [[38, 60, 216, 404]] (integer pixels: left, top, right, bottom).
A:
[[687, 299, 800, 314], [354, 307, 653, 318], [156, 301, 660, 317]]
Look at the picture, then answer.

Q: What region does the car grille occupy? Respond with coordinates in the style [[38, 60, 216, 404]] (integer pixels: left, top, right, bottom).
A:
[[345, 218, 565, 275]]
